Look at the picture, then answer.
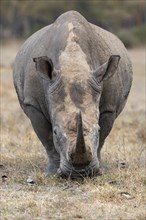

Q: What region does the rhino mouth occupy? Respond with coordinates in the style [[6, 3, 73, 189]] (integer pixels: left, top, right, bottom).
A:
[[57, 111, 100, 179], [58, 160, 101, 179]]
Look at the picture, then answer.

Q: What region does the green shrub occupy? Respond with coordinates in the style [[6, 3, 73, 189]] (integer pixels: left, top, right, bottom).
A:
[[117, 30, 138, 48], [117, 25, 145, 48], [133, 25, 146, 44]]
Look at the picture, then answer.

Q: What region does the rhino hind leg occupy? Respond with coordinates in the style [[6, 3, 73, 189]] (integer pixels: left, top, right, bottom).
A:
[[98, 111, 116, 166], [24, 106, 60, 175]]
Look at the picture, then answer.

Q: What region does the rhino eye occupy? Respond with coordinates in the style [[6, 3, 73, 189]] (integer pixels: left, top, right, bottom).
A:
[[53, 126, 61, 137], [53, 127, 58, 135]]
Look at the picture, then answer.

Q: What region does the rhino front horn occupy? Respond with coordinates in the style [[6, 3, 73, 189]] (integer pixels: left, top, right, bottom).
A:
[[70, 111, 92, 167]]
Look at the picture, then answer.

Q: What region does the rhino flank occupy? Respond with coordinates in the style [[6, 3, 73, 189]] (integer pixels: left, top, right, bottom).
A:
[[13, 11, 132, 178]]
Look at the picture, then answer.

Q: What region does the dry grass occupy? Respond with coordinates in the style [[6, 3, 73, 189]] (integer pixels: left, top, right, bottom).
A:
[[0, 41, 146, 220]]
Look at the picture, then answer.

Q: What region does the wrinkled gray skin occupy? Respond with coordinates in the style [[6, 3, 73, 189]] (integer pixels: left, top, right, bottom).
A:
[[13, 11, 132, 178]]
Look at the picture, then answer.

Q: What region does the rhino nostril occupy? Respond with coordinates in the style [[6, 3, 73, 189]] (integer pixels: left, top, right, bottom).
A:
[[83, 126, 89, 136]]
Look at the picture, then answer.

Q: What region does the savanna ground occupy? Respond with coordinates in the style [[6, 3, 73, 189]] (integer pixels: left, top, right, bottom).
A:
[[0, 41, 146, 220]]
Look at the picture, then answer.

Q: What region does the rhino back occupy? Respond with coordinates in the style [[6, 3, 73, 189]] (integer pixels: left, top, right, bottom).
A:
[[13, 22, 68, 119], [91, 24, 132, 116], [13, 12, 75, 116], [13, 11, 132, 119]]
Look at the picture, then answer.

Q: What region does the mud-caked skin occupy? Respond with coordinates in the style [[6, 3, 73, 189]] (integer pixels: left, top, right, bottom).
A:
[[13, 11, 132, 178]]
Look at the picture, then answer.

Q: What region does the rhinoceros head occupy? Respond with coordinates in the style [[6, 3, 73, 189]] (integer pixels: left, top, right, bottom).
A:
[[33, 52, 120, 178]]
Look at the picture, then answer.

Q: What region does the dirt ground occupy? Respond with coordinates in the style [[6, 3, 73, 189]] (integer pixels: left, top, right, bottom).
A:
[[0, 41, 146, 220]]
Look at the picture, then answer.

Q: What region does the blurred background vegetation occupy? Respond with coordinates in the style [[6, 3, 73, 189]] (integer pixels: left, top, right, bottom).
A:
[[0, 0, 145, 48]]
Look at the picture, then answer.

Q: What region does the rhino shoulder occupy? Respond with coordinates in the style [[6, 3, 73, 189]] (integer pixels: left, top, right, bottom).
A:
[[90, 23, 132, 82], [13, 25, 52, 108], [15, 25, 52, 64]]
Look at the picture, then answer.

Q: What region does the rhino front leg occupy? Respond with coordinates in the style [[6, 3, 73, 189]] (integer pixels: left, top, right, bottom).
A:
[[98, 111, 116, 166], [24, 106, 60, 175]]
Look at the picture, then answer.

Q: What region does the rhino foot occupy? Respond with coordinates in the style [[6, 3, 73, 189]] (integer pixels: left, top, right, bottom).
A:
[[45, 160, 60, 176]]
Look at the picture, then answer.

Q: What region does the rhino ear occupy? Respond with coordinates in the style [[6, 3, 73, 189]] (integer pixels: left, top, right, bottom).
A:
[[33, 56, 53, 80], [93, 55, 120, 82]]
